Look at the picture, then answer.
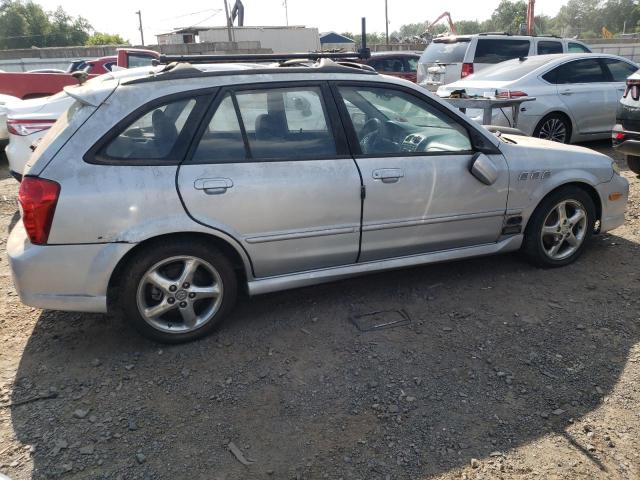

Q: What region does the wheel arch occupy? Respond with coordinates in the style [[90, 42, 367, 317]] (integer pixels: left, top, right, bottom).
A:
[[107, 232, 251, 311], [524, 181, 602, 233], [534, 110, 575, 142]]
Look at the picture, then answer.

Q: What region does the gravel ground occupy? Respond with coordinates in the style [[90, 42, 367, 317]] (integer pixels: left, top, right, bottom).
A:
[[0, 142, 639, 480]]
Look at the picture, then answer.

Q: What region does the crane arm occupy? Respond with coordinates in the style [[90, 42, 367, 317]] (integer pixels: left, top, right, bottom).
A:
[[424, 11, 457, 35]]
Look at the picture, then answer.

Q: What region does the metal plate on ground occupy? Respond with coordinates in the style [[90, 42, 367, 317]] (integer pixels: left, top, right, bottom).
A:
[[350, 309, 412, 332]]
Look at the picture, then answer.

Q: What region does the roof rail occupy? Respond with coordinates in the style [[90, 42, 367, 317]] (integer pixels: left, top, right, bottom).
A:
[[478, 32, 511, 36], [157, 17, 371, 65], [536, 34, 561, 39]]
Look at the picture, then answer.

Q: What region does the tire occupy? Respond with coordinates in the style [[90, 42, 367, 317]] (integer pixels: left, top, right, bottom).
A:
[[627, 155, 640, 175], [120, 239, 237, 343], [522, 186, 596, 268], [533, 113, 572, 144]]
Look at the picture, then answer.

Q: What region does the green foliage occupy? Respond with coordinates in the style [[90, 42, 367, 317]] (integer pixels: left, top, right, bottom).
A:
[[0, 0, 125, 50], [86, 32, 128, 46]]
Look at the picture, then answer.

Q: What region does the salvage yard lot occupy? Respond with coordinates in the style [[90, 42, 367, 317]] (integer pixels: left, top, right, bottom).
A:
[[0, 142, 639, 480]]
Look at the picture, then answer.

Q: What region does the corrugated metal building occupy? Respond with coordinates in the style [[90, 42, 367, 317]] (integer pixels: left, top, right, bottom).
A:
[[319, 32, 356, 52]]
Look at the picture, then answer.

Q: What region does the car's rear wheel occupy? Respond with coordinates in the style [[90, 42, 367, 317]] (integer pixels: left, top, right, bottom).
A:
[[533, 113, 572, 144], [522, 186, 595, 268], [627, 155, 640, 175], [121, 240, 237, 343]]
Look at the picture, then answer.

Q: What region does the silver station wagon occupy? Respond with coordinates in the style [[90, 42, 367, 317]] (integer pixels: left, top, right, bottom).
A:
[[8, 54, 629, 343]]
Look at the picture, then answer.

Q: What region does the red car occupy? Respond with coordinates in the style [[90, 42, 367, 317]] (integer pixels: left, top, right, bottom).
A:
[[0, 48, 159, 100], [361, 52, 421, 83]]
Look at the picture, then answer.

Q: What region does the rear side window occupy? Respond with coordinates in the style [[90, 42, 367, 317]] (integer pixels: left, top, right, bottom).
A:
[[370, 57, 405, 72], [474, 39, 531, 64], [602, 58, 638, 82], [568, 42, 591, 53], [103, 97, 197, 160], [191, 86, 337, 163], [537, 41, 562, 54], [554, 59, 608, 84], [406, 56, 418, 72], [419, 40, 469, 64]]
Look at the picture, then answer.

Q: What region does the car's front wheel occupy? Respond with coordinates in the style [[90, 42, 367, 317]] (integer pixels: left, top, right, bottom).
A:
[[120, 239, 237, 343], [522, 187, 596, 268], [533, 113, 572, 144]]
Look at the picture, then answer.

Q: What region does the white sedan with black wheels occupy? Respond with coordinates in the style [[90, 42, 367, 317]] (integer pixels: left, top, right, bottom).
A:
[[437, 53, 638, 144]]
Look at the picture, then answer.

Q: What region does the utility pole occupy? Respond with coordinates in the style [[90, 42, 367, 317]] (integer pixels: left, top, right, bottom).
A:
[[135, 10, 144, 46], [284, 0, 289, 26], [384, 0, 389, 45], [223, 0, 233, 42]]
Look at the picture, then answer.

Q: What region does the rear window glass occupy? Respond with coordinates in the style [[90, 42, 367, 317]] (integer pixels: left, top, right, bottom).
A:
[[470, 57, 551, 81], [419, 40, 469, 64], [474, 39, 531, 64]]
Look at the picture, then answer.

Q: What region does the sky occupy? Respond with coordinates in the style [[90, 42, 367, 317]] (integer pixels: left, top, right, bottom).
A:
[[34, 0, 567, 45]]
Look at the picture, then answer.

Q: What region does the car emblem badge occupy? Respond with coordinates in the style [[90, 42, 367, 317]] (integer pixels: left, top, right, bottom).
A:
[[175, 290, 188, 301]]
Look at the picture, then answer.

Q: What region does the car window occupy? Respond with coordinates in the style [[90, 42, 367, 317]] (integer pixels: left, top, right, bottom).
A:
[[370, 57, 405, 72], [555, 59, 608, 84], [419, 40, 470, 64], [473, 39, 531, 64], [338, 86, 471, 155], [103, 97, 197, 160], [537, 41, 562, 55], [192, 93, 245, 163], [234, 86, 337, 160], [568, 42, 591, 53], [128, 53, 156, 68], [406, 57, 418, 72], [602, 58, 638, 82]]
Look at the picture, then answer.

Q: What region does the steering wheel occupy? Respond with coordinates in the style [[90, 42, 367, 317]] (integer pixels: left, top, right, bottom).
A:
[[360, 118, 383, 154]]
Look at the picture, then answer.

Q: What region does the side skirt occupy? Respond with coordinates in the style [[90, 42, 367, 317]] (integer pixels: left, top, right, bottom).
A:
[[247, 235, 523, 296]]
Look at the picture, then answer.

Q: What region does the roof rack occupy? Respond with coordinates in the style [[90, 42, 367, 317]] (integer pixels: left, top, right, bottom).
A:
[[156, 17, 371, 65], [478, 32, 511, 36], [536, 34, 561, 39]]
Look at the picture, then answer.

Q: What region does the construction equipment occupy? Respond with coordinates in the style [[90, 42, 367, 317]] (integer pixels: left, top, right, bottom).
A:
[[526, 0, 535, 35], [422, 11, 457, 42]]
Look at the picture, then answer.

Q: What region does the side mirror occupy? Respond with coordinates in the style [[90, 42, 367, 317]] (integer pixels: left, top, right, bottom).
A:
[[470, 152, 499, 185]]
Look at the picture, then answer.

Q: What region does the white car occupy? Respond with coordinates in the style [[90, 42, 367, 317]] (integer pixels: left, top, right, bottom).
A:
[[6, 92, 73, 179], [418, 34, 592, 91], [0, 93, 21, 147], [437, 53, 639, 144]]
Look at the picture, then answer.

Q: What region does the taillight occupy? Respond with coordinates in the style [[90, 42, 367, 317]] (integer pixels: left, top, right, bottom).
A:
[[461, 63, 474, 78], [612, 125, 626, 142], [18, 177, 60, 245], [625, 80, 640, 100], [496, 90, 529, 98], [7, 118, 55, 137]]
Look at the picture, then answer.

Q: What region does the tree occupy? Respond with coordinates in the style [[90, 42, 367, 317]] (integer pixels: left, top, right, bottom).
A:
[[455, 20, 482, 35], [86, 32, 128, 46], [488, 0, 528, 33]]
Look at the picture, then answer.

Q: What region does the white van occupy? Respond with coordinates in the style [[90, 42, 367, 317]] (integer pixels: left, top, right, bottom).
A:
[[418, 34, 592, 91]]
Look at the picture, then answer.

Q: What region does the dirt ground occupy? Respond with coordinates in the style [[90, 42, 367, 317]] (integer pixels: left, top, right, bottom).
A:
[[0, 142, 639, 480]]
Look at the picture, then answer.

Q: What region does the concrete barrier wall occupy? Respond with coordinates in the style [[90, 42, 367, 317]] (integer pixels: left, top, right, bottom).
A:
[[586, 42, 640, 63], [0, 42, 271, 72]]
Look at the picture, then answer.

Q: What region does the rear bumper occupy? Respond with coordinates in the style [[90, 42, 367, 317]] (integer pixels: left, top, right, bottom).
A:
[[596, 174, 629, 233], [7, 222, 135, 313], [612, 125, 640, 156]]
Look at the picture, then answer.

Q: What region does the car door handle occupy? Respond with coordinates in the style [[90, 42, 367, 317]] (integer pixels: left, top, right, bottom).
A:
[[560, 90, 573, 96], [194, 177, 234, 195], [372, 168, 404, 183]]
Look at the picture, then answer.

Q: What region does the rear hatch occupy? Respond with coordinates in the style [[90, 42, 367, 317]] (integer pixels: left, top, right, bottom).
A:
[[417, 37, 470, 91]]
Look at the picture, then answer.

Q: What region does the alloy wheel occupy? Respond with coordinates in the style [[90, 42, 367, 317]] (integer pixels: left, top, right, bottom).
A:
[[540, 199, 588, 261], [538, 118, 567, 143], [136, 255, 223, 334]]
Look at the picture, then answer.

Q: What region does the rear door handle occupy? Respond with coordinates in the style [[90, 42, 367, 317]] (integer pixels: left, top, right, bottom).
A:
[[372, 168, 404, 183], [560, 90, 573, 96], [194, 177, 234, 195]]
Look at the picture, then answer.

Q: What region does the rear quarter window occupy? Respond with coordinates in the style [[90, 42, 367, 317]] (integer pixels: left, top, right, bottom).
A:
[[568, 42, 591, 53], [473, 39, 531, 64]]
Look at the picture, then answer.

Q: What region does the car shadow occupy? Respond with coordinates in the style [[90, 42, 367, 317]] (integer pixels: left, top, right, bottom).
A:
[[8, 232, 640, 479]]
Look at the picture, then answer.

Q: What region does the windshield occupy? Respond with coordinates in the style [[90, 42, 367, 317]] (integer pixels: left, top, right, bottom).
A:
[[468, 57, 551, 81], [419, 39, 469, 64]]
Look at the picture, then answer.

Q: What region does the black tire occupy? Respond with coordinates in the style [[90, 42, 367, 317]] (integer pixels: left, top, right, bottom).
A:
[[120, 239, 237, 343], [627, 155, 640, 175], [533, 113, 572, 144], [522, 186, 596, 268]]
